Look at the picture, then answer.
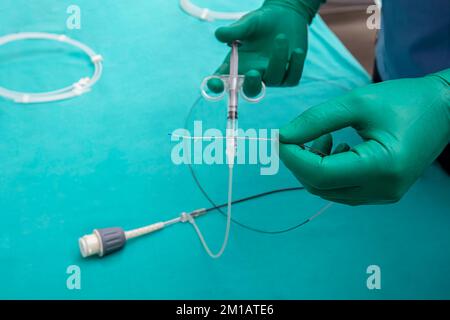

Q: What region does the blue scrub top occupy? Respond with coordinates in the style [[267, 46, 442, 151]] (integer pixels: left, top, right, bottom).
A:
[[376, 0, 450, 81]]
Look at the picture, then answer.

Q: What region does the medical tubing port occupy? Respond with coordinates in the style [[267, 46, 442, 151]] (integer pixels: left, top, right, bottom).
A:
[[78, 209, 208, 258], [79, 227, 126, 258]]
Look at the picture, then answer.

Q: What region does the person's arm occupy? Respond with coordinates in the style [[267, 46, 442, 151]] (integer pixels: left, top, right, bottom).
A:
[[208, 0, 326, 97], [279, 68, 450, 205]]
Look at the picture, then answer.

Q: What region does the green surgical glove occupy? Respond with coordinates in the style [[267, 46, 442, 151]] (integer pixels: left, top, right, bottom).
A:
[[208, 0, 325, 97], [279, 69, 450, 205]]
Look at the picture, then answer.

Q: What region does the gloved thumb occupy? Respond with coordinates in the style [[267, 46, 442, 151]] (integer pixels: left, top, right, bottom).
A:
[[215, 14, 258, 43], [279, 97, 357, 145]]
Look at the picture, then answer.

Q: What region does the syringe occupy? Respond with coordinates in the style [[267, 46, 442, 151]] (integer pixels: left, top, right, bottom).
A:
[[226, 41, 240, 168]]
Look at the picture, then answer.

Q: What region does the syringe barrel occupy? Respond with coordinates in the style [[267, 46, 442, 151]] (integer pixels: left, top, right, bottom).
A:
[[227, 41, 239, 120], [228, 75, 238, 119], [226, 118, 238, 167]]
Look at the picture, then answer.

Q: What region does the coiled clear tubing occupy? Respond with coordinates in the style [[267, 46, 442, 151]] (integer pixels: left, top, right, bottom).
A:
[[188, 167, 234, 258], [0, 32, 103, 104]]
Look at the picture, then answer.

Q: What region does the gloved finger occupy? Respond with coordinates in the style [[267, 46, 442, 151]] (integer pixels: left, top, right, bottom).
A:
[[332, 143, 351, 155], [304, 185, 367, 205], [320, 189, 402, 205], [207, 62, 229, 93], [279, 96, 357, 145], [279, 142, 369, 189], [294, 176, 362, 205], [310, 134, 333, 156], [306, 185, 361, 199], [320, 196, 368, 206], [215, 13, 258, 43], [264, 34, 289, 86], [320, 194, 395, 206], [242, 69, 262, 98], [283, 48, 306, 86]]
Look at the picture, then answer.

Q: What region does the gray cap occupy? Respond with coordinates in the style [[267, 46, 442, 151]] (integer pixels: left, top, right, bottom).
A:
[[97, 227, 126, 257]]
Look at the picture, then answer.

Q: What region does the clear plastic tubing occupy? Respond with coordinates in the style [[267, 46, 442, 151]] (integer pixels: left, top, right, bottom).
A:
[[187, 167, 233, 258], [179, 0, 248, 21], [0, 32, 103, 104]]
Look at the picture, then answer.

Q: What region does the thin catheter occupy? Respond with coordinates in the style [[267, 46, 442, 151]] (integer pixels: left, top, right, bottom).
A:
[[79, 191, 332, 258], [0, 32, 103, 104]]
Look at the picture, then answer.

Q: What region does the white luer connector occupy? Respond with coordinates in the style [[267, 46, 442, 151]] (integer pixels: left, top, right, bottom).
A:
[[79, 230, 102, 258]]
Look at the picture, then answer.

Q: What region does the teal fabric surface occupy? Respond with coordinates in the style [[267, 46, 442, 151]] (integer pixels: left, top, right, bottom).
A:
[[0, 1, 449, 299]]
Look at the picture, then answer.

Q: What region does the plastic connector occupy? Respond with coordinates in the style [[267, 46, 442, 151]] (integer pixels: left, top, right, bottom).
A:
[[91, 54, 103, 63], [200, 8, 211, 21], [79, 227, 126, 258]]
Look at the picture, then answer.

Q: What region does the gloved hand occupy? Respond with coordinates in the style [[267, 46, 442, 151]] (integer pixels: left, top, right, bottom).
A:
[[208, 0, 325, 97], [279, 69, 450, 205]]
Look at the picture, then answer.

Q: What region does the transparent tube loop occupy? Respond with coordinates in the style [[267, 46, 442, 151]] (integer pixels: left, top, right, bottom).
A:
[[179, 0, 248, 21], [187, 167, 234, 258], [0, 32, 103, 104]]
